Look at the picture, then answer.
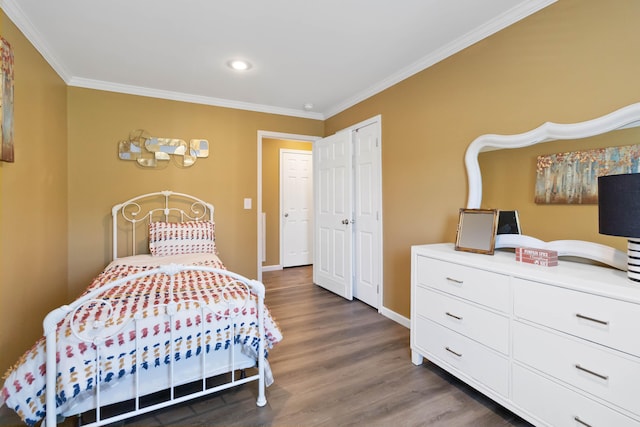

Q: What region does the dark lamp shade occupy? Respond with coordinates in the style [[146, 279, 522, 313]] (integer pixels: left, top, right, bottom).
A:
[[598, 173, 640, 238]]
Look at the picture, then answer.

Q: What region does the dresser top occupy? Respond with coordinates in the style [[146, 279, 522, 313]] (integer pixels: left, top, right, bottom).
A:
[[413, 243, 640, 303]]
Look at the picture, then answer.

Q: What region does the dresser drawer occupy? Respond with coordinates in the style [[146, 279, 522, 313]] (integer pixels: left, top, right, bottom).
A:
[[414, 286, 509, 354], [513, 363, 639, 427], [513, 321, 640, 416], [513, 278, 640, 357], [415, 255, 509, 312], [414, 316, 509, 397]]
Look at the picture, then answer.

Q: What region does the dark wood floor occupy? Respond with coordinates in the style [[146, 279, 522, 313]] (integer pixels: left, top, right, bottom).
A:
[[123, 266, 530, 427], [0, 266, 532, 427]]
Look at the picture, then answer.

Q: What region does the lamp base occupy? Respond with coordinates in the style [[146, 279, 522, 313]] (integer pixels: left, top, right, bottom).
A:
[[627, 239, 640, 282]]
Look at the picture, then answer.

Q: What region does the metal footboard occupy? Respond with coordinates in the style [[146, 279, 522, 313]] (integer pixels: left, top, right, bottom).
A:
[[43, 265, 267, 427]]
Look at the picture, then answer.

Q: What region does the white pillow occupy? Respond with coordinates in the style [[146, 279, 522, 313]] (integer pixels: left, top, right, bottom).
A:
[[149, 220, 216, 256]]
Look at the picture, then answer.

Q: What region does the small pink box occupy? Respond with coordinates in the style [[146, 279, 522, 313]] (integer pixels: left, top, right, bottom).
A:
[[516, 255, 558, 267], [515, 247, 558, 259]]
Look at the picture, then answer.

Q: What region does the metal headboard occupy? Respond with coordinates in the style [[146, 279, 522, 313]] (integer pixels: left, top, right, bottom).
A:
[[111, 190, 214, 260]]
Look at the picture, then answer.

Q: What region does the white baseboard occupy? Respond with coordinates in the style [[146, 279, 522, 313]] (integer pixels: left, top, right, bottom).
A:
[[379, 306, 410, 329], [261, 264, 283, 272]]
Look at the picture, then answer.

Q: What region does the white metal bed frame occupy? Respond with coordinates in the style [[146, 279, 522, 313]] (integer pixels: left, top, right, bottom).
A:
[[41, 191, 269, 427], [112, 190, 215, 260]]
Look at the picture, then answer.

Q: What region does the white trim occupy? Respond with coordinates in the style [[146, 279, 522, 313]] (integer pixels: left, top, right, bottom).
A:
[[344, 115, 383, 133], [261, 212, 267, 262], [379, 306, 410, 329], [324, 0, 556, 118], [68, 77, 325, 120], [4, 0, 554, 120], [1, 0, 71, 81], [257, 131, 321, 282], [261, 265, 283, 272], [2, 0, 323, 120]]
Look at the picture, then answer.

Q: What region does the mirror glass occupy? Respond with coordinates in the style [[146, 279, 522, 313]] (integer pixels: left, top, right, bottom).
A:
[[478, 126, 640, 252], [463, 102, 640, 269], [190, 139, 209, 157]]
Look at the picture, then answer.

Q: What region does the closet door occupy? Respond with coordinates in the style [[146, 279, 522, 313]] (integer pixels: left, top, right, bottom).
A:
[[313, 130, 353, 300], [281, 149, 313, 267], [353, 123, 380, 308]]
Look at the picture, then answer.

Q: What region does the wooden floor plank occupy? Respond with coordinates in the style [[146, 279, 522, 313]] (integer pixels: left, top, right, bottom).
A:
[[125, 265, 531, 427], [0, 265, 532, 427]]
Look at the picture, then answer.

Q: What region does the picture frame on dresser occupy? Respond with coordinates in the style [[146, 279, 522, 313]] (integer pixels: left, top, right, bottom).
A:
[[455, 208, 498, 255]]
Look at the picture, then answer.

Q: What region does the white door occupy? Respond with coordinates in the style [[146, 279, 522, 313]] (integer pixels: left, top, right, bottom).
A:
[[281, 149, 313, 267], [313, 130, 353, 300], [353, 123, 380, 308]]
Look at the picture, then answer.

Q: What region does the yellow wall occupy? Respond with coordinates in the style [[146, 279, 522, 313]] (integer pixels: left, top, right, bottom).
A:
[[0, 12, 68, 370], [262, 138, 312, 267], [66, 88, 323, 296], [326, 0, 640, 317], [4, 0, 640, 377]]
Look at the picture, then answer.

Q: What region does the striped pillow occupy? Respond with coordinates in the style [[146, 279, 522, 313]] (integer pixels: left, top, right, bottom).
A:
[[149, 221, 216, 256]]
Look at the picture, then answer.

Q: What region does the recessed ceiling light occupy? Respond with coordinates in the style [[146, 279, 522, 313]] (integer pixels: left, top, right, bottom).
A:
[[303, 103, 314, 111], [228, 59, 252, 71]]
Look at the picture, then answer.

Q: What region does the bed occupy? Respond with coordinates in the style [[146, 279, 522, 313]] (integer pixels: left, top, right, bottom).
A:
[[0, 190, 282, 426]]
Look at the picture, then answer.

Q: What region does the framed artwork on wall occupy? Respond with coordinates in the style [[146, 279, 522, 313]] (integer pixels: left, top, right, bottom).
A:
[[1, 36, 14, 163]]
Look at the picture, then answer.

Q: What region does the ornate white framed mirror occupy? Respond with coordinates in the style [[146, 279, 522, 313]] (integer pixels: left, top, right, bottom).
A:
[[464, 102, 640, 271]]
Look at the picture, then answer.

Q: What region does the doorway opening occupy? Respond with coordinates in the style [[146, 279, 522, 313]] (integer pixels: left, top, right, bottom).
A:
[[257, 116, 382, 311], [257, 131, 320, 283]]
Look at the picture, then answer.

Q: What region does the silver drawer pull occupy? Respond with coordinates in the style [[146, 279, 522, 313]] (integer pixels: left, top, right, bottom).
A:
[[574, 416, 593, 427], [445, 277, 463, 284], [576, 313, 609, 326], [575, 364, 609, 381], [445, 312, 463, 321], [445, 346, 462, 357]]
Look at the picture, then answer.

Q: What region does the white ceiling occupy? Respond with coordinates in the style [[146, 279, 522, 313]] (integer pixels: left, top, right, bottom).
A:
[[3, 0, 555, 119]]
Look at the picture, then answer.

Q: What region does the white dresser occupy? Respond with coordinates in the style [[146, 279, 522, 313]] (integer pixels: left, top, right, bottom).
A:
[[411, 243, 640, 427]]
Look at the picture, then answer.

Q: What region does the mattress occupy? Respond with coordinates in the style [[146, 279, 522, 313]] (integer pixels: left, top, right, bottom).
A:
[[1, 253, 282, 426]]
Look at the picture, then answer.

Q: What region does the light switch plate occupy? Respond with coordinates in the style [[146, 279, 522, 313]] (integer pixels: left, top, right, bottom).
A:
[[244, 198, 252, 209]]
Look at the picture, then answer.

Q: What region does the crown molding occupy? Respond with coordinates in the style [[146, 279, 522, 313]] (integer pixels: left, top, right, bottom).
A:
[[324, 0, 557, 119], [2, 0, 324, 120], [1, 0, 71, 81], [3, 0, 554, 121], [68, 77, 325, 120]]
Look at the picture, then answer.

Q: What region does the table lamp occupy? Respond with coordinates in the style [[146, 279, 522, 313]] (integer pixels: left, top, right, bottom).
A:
[[598, 173, 640, 282]]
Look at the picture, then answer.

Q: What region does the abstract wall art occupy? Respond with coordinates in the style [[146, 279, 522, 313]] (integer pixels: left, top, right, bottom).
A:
[[535, 144, 640, 204]]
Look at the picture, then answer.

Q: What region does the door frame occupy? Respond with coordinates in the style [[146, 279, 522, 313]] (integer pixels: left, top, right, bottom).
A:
[[256, 114, 382, 304], [257, 131, 321, 282], [280, 148, 313, 268]]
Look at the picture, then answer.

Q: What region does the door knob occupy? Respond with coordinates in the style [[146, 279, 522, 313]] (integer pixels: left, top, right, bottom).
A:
[[284, 213, 289, 217], [342, 219, 349, 225]]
